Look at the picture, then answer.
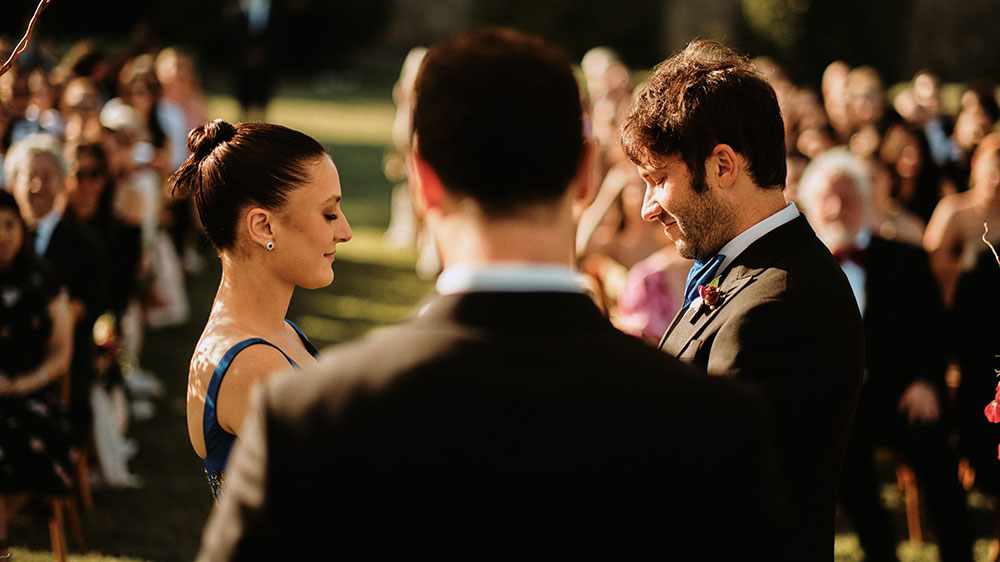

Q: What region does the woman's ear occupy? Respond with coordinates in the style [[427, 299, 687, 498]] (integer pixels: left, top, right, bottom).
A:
[[245, 207, 275, 250]]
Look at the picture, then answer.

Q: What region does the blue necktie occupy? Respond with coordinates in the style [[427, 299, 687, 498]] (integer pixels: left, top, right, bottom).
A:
[[682, 254, 725, 308]]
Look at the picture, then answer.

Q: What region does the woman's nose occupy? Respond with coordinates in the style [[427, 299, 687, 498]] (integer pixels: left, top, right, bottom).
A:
[[338, 216, 353, 243]]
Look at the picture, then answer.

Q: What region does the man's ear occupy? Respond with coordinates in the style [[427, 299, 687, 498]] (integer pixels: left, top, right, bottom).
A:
[[710, 143, 741, 189], [245, 207, 275, 250], [412, 150, 446, 212]]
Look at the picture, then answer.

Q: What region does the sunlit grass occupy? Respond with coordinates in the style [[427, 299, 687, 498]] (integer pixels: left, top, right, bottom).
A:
[[9, 549, 149, 562], [206, 95, 394, 145]]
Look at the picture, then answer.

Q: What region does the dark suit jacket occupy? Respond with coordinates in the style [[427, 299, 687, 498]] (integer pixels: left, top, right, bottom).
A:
[[42, 217, 106, 420], [660, 215, 865, 561], [198, 291, 791, 560], [862, 236, 947, 416], [952, 248, 1000, 493], [42, 216, 105, 320]]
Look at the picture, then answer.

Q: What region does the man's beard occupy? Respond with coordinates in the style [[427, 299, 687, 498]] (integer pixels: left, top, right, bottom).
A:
[[671, 179, 736, 262]]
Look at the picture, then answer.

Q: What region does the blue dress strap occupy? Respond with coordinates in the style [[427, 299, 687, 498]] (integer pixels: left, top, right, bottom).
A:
[[202, 336, 297, 500], [201, 321, 319, 499], [285, 318, 319, 357]]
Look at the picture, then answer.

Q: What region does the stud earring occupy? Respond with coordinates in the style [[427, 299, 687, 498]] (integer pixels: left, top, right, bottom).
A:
[[266, 241, 275, 251]]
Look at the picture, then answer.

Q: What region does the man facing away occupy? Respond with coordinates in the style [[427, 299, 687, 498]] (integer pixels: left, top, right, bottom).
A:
[[621, 40, 865, 560], [197, 29, 790, 560]]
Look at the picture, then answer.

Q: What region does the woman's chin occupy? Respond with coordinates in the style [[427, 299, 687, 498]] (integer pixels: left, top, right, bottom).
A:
[[301, 270, 335, 290]]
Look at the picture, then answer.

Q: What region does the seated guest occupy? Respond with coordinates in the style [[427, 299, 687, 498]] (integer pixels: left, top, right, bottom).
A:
[[64, 142, 142, 325], [4, 133, 105, 437], [925, 133, 1000, 308], [798, 148, 973, 562], [197, 28, 790, 561], [942, 84, 999, 192], [576, 162, 676, 318], [0, 189, 76, 558], [862, 156, 926, 247], [64, 141, 144, 488], [879, 121, 954, 225]]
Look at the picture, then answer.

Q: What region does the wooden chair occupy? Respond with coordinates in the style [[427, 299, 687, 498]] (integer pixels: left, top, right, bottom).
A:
[[47, 368, 90, 560], [48, 495, 86, 562], [873, 446, 923, 544], [895, 463, 922, 544]]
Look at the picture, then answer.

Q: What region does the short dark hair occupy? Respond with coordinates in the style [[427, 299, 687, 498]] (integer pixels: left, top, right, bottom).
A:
[[621, 40, 786, 192], [0, 188, 34, 274], [169, 119, 327, 251], [412, 28, 584, 215]]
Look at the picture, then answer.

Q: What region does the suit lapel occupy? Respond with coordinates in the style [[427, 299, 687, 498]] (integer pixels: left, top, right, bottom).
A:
[[659, 265, 758, 354], [658, 214, 818, 356]]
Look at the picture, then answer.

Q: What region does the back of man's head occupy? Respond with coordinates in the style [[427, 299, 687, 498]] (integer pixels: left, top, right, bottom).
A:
[[621, 40, 785, 192], [412, 28, 584, 216]]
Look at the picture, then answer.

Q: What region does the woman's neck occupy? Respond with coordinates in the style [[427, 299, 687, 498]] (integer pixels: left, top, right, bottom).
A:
[[210, 254, 294, 336]]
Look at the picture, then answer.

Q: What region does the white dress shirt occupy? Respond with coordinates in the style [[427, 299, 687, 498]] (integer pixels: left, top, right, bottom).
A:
[[838, 228, 871, 317], [435, 263, 586, 295], [715, 201, 801, 275], [685, 202, 801, 311], [33, 210, 62, 257]]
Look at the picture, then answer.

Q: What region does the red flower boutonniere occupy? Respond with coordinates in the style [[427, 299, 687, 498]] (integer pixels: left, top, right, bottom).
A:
[[697, 277, 723, 310], [987, 379, 1000, 459]]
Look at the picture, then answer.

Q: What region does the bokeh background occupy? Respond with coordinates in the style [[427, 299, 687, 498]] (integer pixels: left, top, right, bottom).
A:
[[2, 1, 999, 560]]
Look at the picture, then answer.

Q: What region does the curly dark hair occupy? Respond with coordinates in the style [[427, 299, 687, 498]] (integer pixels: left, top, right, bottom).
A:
[[621, 40, 786, 193]]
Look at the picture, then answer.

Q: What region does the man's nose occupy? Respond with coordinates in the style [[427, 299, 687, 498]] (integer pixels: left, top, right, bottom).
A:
[[640, 186, 661, 222], [28, 178, 44, 193]]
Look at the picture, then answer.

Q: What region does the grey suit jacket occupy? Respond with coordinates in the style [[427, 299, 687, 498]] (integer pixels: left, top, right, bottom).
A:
[[198, 291, 792, 560], [661, 215, 865, 561]]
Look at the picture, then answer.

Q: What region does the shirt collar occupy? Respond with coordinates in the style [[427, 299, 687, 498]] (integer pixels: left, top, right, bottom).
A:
[[33, 210, 62, 256], [854, 227, 872, 250], [716, 201, 800, 274], [435, 262, 586, 295]]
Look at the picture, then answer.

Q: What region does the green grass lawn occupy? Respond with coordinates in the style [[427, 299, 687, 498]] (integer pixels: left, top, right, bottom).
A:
[[6, 89, 999, 561]]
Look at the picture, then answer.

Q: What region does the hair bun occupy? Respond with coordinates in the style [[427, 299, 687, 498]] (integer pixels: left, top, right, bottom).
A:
[[188, 119, 237, 158]]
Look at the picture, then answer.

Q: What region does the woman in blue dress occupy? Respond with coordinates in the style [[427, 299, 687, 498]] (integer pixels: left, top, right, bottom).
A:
[[171, 120, 352, 499]]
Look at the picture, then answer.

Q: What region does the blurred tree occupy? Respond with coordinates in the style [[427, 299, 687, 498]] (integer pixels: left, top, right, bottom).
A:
[[738, 0, 914, 86], [473, 0, 663, 70], [0, 0, 391, 77]]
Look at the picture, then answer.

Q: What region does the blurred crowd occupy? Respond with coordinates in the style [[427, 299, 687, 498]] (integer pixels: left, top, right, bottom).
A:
[[0, 36, 211, 538], [2, 29, 1000, 558]]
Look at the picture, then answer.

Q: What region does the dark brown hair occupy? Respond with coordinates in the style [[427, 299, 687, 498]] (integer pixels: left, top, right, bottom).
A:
[[118, 54, 167, 149], [412, 28, 584, 216], [0, 188, 34, 274], [169, 119, 327, 251], [621, 40, 786, 192]]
